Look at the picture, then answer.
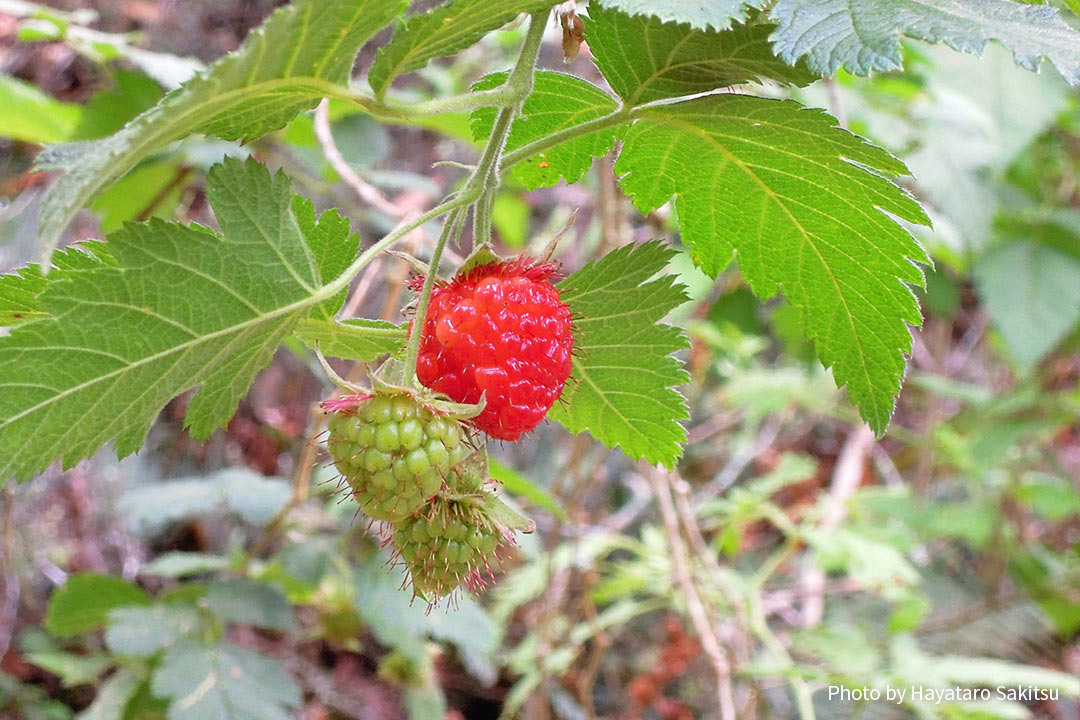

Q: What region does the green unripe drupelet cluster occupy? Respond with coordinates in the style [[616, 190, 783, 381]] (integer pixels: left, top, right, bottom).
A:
[[326, 391, 512, 601], [326, 393, 469, 523], [393, 495, 506, 599]]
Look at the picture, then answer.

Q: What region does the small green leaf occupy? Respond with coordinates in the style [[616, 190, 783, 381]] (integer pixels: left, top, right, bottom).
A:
[[36, 0, 407, 255], [369, 0, 559, 98], [105, 605, 202, 656], [615, 97, 930, 434], [471, 71, 621, 189], [0, 160, 335, 481], [549, 242, 689, 468], [292, 196, 359, 320], [593, 0, 767, 31], [205, 579, 296, 633], [45, 574, 150, 638], [294, 318, 408, 360], [770, 0, 1080, 84], [151, 641, 301, 720], [974, 241, 1080, 370], [586, 5, 817, 106]]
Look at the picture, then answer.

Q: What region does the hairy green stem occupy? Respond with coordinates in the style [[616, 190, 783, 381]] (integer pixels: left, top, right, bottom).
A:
[[501, 105, 634, 172], [402, 208, 463, 387], [320, 192, 478, 301], [398, 9, 549, 386]]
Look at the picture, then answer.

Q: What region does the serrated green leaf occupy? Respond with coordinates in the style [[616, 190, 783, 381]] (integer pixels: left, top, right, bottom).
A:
[[151, 641, 300, 720], [292, 196, 359, 320], [205, 579, 296, 633], [0, 159, 335, 481], [770, 0, 1080, 84], [369, 0, 559, 98], [294, 317, 407, 360], [974, 241, 1080, 369], [105, 605, 202, 656], [0, 74, 82, 143], [472, 71, 621, 189], [615, 97, 930, 433], [35, 0, 406, 255], [593, 0, 767, 31], [548, 242, 689, 467], [587, 5, 817, 106], [45, 574, 151, 638], [0, 242, 115, 328]]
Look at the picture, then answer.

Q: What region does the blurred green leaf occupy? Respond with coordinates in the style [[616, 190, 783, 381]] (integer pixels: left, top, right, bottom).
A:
[[24, 652, 109, 688], [151, 641, 300, 720], [489, 459, 567, 520], [45, 574, 150, 638], [105, 605, 202, 657], [491, 193, 530, 248], [0, 75, 81, 143], [206, 579, 296, 633], [975, 240, 1080, 369], [140, 553, 231, 579]]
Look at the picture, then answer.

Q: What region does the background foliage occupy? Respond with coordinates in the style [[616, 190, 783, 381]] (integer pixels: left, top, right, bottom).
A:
[[0, 1, 1079, 719]]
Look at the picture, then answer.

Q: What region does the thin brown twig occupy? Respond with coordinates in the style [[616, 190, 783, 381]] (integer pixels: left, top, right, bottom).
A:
[[798, 424, 874, 628], [649, 467, 737, 720], [314, 99, 402, 219]]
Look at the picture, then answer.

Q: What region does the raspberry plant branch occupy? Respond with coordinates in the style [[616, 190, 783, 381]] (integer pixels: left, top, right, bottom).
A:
[[399, 10, 549, 389], [402, 208, 465, 389]]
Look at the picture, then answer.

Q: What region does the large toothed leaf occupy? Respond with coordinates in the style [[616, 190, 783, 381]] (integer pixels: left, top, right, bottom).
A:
[[471, 71, 622, 189], [35, 0, 407, 256], [586, 5, 817, 106], [593, 0, 767, 31], [292, 196, 359, 320], [368, 0, 560, 98], [770, 0, 1080, 84], [615, 96, 930, 434], [0, 159, 334, 482], [550, 242, 689, 468]]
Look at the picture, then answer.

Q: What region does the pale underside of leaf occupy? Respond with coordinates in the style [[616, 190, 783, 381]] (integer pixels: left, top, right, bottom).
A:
[[549, 241, 689, 468], [615, 96, 930, 433], [0, 159, 324, 482], [35, 0, 406, 258], [368, 0, 561, 97], [294, 318, 407, 361], [593, 0, 768, 32], [770, 0, 1080, 84]]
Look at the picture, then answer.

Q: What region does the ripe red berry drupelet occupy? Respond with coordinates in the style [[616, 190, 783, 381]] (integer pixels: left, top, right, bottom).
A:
[[413, 259, 573, 441]]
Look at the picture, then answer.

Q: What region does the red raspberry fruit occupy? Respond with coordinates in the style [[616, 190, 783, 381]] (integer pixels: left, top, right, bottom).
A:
[[412, 259, 573, 441]]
